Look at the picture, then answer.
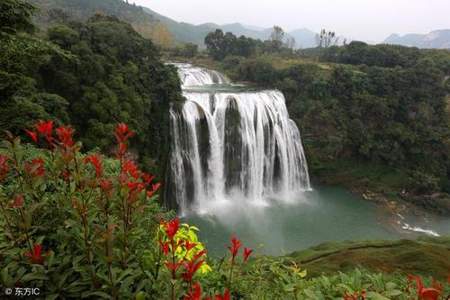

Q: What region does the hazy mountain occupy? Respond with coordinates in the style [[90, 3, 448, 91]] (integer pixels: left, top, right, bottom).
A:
[[30, 0, 321, 48], [142, 7, 320, 48], [384, 30, 450, 49], [288, 28, 317, 48], [31, 0, 158, 29]]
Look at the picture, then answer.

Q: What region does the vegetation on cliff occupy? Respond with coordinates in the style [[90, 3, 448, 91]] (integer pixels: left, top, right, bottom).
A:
[[193, 33, 450, 213], [1, 0, 183, 175]]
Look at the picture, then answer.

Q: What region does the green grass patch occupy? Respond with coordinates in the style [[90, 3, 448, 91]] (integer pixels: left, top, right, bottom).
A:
[[287, 237, 450, 280]]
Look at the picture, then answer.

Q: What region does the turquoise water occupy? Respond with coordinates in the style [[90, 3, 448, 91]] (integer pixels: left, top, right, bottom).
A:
[[184, 186, 450, 256]]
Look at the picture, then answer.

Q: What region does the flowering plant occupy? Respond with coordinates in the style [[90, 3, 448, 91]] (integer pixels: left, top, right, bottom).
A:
[[0, 121, 168, 298]]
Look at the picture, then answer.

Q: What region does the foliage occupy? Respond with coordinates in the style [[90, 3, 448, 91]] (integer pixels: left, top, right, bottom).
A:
[[217, 47, 450, 206], [0, 2, 183, 175], [319, 41, 450, 72], [171, 43, 199, 58], [30, 0, 162, 42], [204, 29, 296, 61], [0, 122, 168, 298], [0, 0, 35, 34]]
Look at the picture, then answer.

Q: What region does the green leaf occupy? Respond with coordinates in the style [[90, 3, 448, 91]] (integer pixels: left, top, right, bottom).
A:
[[81, 291, 112, 299], [385, 290, 403, 297], [366, 291, 390, 300], [21, 272, 48, 282]]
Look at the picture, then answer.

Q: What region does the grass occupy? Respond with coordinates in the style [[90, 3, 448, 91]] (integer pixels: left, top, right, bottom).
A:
[[286, 236, 450, 280]]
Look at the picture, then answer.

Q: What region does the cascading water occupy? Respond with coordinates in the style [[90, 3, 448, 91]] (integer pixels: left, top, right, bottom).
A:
[[167, 63, 310, 215], [175, 63, 230, 88]]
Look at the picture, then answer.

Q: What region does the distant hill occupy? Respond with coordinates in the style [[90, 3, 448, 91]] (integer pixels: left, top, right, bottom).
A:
[[288, 28, 317, 48], [29, 0, 185, 47], [31, 0, 157, 28], [142, 7, 319, 48], [30, 0, 321, 48], [384, 30, 450, 49]]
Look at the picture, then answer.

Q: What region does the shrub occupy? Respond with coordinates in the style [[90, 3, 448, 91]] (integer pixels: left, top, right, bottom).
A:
[[0, 121, 172, 298]]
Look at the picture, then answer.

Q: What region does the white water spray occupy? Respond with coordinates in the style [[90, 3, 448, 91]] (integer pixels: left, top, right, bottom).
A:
[[168, 63, 311, 215]]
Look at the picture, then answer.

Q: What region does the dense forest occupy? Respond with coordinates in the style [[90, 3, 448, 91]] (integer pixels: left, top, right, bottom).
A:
[[0, 0, 183, 175], [197, 29, 450, 213]]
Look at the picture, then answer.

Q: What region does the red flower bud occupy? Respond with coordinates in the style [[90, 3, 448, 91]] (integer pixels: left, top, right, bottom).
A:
[[165, 218, 180, 240], [25, 244, 47, 265], [84, 154, 103, 178], [228, 236, 242, 260], [184, 282, 202, 300], [25, 158, 45, 177], [243, 247, 253, 262], [11, 194, 24, 209], [0, 155, 10, 181], [215, 289, 230, 300], [35, 120, 54, 146], [25, 130, 38, 143], [56, 126, 75, 148]]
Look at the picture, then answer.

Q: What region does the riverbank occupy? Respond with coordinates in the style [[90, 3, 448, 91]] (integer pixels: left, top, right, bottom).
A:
[[309, 159, 450, 216], [285, 236, 450, 280]]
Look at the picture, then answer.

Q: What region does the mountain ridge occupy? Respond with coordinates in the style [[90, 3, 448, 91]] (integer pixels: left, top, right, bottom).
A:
[[29, 0, 449, 49], [384, 29, 450, 49]]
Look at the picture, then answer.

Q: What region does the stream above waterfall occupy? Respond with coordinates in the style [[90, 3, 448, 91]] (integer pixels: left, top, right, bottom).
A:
[[167, 63, 450, 256]]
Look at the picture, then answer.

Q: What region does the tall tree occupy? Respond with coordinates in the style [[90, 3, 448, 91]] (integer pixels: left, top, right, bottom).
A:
[[0, 0, 35, 34], [269, 25, 285, 51], [316, 29, 339, 48], [205, 29, 227, 60]]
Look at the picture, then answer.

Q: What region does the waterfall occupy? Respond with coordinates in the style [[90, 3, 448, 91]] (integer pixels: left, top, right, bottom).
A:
[[167, 63, 310, 214], [174, 63, 230, 88]]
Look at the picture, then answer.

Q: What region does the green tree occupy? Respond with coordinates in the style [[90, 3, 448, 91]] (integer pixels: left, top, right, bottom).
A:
[[0, 0, 35, 34]]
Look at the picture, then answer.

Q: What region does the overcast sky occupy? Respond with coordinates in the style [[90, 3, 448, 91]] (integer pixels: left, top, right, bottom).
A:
[[132, 0, 450, 42]]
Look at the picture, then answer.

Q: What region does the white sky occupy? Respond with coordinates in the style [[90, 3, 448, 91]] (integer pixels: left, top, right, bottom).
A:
[[132, 0, 450, 42]]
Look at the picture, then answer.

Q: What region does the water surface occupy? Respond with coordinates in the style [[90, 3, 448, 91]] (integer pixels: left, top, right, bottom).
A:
[[185, 186, 450, 256]]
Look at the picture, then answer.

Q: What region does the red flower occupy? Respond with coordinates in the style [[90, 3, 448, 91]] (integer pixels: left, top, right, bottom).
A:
[[163, 218, 180, 240], [99, 179, 113, 196], [117, 142, 127, 157], [165, 218, 180, 240], [182, 250, 206, 283], [56, 126, 75, 148], [408, 275, 442, 300], [159, 240, 170, 255], [122, 159, 140, 179], [84, 154, 103, 178], [215, 289, 230, 300], [184, 282, 202, 300], [127, 181, 145, 191], [36, 120, 53, 136], [243, 247, 253, 262], [25, 130, 38, 143], [35, 120, 54, 145], [141, 172, 155, 185], [165, 260, 183, 273], [25, 158, 45, 177], [115, 123, 135, 143], [228, 236, 242, 260], [147, 182, 161, 198], [0, 155, 10, 181], [126, 181, 145, 204], [11, 194, 24, 209], [25, 244, 46, 265], [185, 240, 197, 252]]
